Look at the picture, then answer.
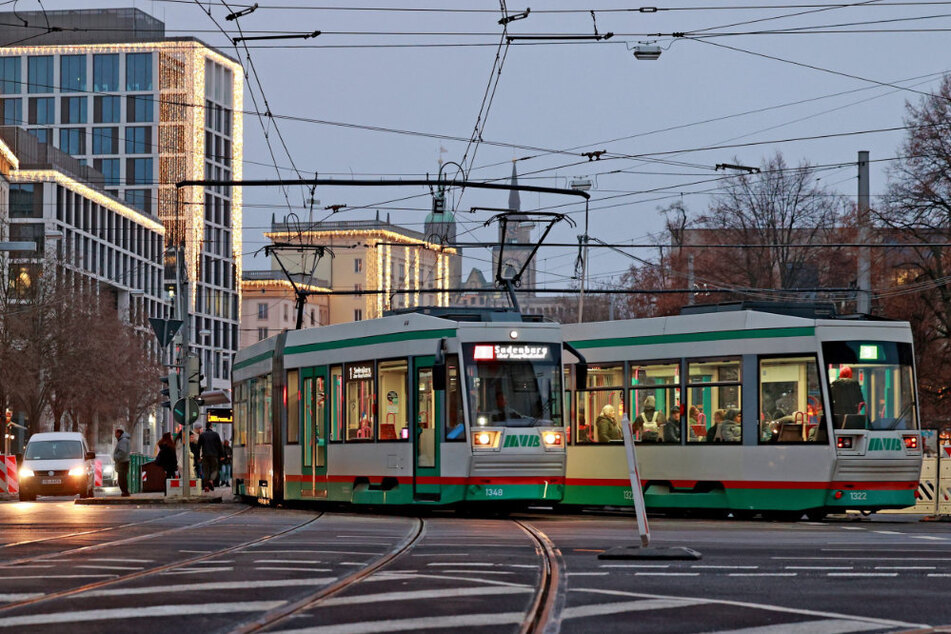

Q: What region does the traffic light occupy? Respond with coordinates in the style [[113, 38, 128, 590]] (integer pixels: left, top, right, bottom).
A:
[[185, 355, 204, 398], [160, 370, 180, 409], [432, 189, 445, 215]]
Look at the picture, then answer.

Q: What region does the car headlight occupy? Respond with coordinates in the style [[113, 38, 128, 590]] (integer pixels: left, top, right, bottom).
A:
[[68, 466, 86, 477], [19, 467, 34, 478], [102, 465, 114, 475]]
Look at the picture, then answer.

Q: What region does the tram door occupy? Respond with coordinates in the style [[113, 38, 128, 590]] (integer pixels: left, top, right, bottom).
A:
[[413, 357, 441, 501], [301, 367, 328, 498]]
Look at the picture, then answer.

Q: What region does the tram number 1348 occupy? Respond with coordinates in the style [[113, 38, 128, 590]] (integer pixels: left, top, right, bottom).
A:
[[485, 488, 505, 497]]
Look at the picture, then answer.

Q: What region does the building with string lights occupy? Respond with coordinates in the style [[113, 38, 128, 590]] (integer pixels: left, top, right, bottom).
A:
[[0, 7, 243, 387]]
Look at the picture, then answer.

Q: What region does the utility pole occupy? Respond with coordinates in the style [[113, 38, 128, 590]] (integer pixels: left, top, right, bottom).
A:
[[857, 151, 871, 314]]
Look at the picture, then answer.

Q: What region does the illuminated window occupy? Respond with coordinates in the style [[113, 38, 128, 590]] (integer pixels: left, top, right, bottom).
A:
[[759, 356, 825, 444], [345, 362, 376, 441], [687, 358, 742, 443], [378, 360, 408, 441], [631, 362, 681, 444]]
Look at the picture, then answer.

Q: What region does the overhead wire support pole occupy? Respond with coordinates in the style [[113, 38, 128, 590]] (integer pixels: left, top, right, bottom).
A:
[[233, 31, 320, 43]]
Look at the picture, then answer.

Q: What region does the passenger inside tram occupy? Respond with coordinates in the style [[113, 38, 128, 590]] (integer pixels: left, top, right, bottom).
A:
[[595, 404, 622, 442], [636, 395, 666, 441]]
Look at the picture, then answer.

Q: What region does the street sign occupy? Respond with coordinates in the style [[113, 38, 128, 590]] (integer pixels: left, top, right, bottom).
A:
[[944, 445, 951, 458], [173, 397, 200, 426], [149, 318, 183, 348]]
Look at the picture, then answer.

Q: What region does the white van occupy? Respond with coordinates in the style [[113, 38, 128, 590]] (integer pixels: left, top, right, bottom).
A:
[[18, 432, 96, 501]]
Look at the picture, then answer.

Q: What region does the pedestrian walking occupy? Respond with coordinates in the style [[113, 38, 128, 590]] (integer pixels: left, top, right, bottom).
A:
[[220, 439, 232, 486], [113, 428, 132, 497], [198, 423, 224, 492]]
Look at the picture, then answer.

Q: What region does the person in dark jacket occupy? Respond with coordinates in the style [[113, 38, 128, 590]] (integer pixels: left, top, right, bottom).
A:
[[155, 432, 178, 478], [198, 424, 224, 492], [113, 428, 131, 497]]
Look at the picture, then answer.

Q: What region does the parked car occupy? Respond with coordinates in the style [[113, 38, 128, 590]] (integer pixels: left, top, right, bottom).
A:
[[95, 453, 116, 487], [18, 432, 95, 501]]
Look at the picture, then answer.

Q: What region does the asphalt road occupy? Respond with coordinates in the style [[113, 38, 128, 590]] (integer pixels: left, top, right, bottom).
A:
[[0, 498, 948, 633]]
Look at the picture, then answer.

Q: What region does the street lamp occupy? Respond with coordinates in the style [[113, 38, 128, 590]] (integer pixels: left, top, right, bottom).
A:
[[632, 44, 662, 61]]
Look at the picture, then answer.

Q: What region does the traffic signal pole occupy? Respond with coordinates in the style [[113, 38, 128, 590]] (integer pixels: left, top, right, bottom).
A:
[[178, 243, 192, 499]]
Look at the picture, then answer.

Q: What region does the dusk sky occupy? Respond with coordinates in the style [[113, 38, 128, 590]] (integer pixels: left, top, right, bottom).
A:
[[41, 0, 951, 288]]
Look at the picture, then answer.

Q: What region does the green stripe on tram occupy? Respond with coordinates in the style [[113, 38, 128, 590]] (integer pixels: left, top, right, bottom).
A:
[[233, 350, 274, 372], [569, 326, 815, 350], [285, 328, 457, 356]]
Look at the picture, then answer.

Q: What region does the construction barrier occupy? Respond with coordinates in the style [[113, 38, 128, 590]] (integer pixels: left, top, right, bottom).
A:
[[94, 460, 102, 487], [940, 446, 951, 516], [128, 453, 148, 494], [165, 478, 199, 497], [0, 455, 17, 495]]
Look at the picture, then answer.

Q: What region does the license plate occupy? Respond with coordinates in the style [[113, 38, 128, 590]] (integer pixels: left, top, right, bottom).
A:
[[41, 478, 61, 485]]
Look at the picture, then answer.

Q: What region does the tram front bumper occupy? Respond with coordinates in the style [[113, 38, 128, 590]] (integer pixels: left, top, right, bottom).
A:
[[466, 453, 566, 502]]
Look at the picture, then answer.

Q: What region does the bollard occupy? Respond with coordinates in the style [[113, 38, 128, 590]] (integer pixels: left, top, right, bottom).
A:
[[0, 455, 17, 494]]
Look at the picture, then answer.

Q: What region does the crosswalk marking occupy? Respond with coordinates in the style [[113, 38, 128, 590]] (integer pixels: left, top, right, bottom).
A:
[[563, 599, 710, 619], [271, 612, 525, 634], [0, 594, 42, 602], [0, 601, 286, 628], [319, 586, 532, 607], [82, 578, 338, 597], [256, 567, 333, 572], [708, 618, 889, 633]]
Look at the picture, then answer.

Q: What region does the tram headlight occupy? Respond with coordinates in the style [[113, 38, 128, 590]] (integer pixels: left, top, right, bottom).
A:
[[542, 431, 563, 448], [836, 436, 853, 449], [472, 430, 500, 449]]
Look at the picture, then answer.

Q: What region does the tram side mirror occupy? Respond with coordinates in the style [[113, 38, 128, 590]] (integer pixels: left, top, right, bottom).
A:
[[433, 363, 447, 391], [576, 365, 588, 392]]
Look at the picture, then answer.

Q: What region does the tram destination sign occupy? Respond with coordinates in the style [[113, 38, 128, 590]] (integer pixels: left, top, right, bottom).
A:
[[474, 344, 550, 362]]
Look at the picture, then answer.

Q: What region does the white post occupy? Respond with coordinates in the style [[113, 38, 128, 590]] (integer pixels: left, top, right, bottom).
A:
[[621, 415, 651, 548]]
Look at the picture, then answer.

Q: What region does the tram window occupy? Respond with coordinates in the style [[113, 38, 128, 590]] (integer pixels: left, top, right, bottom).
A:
[[445, 356, 464, 441], [234, 382, 247, 446], [576, 389, 624, 444], [378, 359, 408, 441], [587, 364, 624, 389], [287, 369, 300, 445], [346, 361, 376, 441], [686, 358, 741, 443], [330, 366, 344, 442], [314, 376, 326, 467], [759, 356, 825, 444], [630, 362, 681, 444], [251, 375, 272, 445], [302, 376, 313, 466]]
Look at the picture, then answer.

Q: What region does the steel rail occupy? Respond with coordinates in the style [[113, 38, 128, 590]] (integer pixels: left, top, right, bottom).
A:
[[0, 510, 190, 551], [235, 516, 426, 633], [0, 509, 322, 612], [515, 519, 564, 634]]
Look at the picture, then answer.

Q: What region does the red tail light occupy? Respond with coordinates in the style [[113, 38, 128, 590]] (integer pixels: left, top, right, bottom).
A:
[[903, 435, 919, 450], [837, 437, 853, 449]]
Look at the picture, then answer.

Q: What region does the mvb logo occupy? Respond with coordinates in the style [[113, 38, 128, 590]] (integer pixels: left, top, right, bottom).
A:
[[867, 437, 902, 451], [503, 434, 540, 448]]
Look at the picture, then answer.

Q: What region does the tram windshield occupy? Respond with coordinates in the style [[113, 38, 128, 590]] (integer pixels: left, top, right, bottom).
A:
[[463, 343, 563, 428], [822, 340, 918, 430]]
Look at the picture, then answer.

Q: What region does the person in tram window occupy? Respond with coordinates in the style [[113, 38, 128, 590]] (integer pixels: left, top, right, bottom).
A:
[[664, 404, 682, 443], [596, 404, 622, 442], [637, 395, 666, 442], [706, 409, 726, 442], [492, 390, 524, 422], [717, 409, 742, 443], [830, 366, 866, 426]]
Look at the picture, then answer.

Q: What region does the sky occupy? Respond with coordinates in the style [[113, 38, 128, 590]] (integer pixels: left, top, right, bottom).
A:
[[38, 0, 951, 290]]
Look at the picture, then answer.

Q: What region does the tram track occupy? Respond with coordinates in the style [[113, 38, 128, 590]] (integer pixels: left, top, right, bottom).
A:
[[515, 519, 564, 634], [0, 508, 323, 613], [0, 510, 190, 551]]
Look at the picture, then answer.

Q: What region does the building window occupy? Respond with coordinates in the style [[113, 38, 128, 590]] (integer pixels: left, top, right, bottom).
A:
[[28, 97, 54, 125], [125, 53, 152, 91], [9, 184, 37, 218], [127, 95, 153, 122], [310, 309, 315, 326], [283, 304, 289, 322], [125, 126, 151, 154], [28, 128, 50, 144], [257, 327, 268, 341], [92, 127, 118, 155], [92, 54, 118, 92], [59, 128, 86, 155], [27, 56, 52, 93], [126, 157, 152, 184], [60, 55, 86, 92], [93, 158, 120, 186], [94, 95, 120, 123], [0, 57, 21, 94], [1, 98, 21, 125], [354, 258, 363, 273], [257, 302, 268, 319], [354, 309, 363, 321], [124, 189, 149, 213], [61, 96, 87, 124]]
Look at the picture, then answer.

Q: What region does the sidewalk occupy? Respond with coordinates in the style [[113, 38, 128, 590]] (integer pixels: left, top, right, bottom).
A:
[[74, 485, 234, 505]]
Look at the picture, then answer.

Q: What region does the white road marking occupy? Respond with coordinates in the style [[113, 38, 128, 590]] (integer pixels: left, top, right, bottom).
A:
[[0, 574, 115, 580], [320, 586, 532, 607], [573, 587, 926, 630], [729, 573, 797, 577], [826, 572, 899, 577], [427, 562, 495, 567], [74, 565, 143, 571], [567, 572, 609, 576], [438, 570, 514, 575], [874, 530, 903, 535], [160, 567, 234, 575], [83, 578, 338, 597], [708, 618, 889, 633], [0, 594, 42, 602], [178, 550, 211, 554], [784, 566, 853, 570], [86, 558, 152, 563], [411, 553, 467, 557], [0, 601, 286, 628], [910, 535, 947, 541], [0, 565, 53, 569], [774, 557, 951, 561], [635, 572, 700, 577], [270, 612, 524, 634], [927, 573, 951, 577], [256, 567, 333, 572], [508, 565, 538, 569], [691, 565, 759, 570], [874, 566, 935, 570], [254, 560, 324, 564], [363, 572, 530, 589], [600, 564, 669, 569], [192, 560, 235, 564], [839, 527, 866, 530], [339, 562, 368, 566], [563, 598, 710, 619]]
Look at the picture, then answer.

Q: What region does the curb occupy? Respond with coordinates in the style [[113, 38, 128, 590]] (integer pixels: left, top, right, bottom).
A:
[[75, 495, 227, 505]]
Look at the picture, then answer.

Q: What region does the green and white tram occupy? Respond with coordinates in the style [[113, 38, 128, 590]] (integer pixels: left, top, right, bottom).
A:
[[232, 309, 567, 506], [562, 305, 923, 518]]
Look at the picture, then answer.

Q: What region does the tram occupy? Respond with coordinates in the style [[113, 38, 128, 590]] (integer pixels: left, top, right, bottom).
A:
[[232, 308, 568, 506], [561, 304, 924, 518]]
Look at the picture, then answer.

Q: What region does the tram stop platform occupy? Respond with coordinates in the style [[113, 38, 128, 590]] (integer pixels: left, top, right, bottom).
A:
[[75, 485, 232, 505]]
